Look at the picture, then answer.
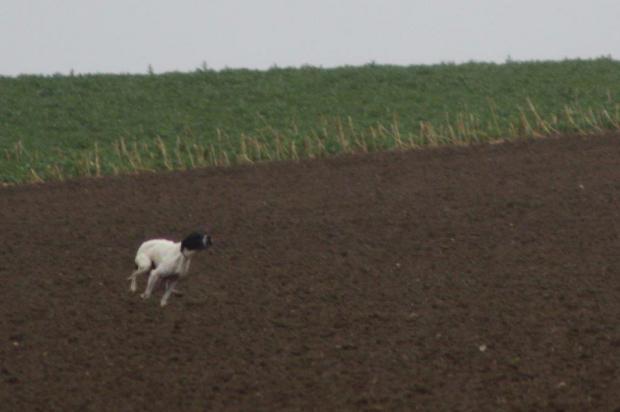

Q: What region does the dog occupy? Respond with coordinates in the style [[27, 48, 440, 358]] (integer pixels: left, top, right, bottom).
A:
[[128, 231, 212, 306]]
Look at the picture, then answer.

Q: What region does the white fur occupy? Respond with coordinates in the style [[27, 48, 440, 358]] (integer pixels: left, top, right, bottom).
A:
[[128, 239, 198, 307]]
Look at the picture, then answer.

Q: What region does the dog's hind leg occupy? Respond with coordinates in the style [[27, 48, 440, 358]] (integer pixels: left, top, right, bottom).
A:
[[128, 268, 147, 293], [128, 266, 150, 293], [129, 255, 152, 293], [140, 270, 160, 300]]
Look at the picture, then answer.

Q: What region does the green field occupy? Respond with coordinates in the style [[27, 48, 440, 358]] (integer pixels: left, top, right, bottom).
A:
[[1, 58, 619, 184]]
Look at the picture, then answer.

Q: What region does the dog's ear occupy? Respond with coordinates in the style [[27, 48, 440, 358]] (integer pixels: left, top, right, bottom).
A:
[[182, 231, 206, 251]]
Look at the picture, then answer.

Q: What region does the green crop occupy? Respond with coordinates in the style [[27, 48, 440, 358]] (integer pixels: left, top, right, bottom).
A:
[[1, 58, 619, 184]]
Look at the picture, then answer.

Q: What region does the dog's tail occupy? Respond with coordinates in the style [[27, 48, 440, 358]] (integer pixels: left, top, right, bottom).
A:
[[128, 255, 154, 279]]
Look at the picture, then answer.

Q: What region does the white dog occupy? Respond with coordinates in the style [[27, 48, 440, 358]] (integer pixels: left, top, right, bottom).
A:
[[128, 231, 212, 306]]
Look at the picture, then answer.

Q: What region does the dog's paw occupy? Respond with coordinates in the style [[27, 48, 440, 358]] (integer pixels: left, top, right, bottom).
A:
[[140, 293, 150, 300], [160, 300, 168, 307], [130, 284, 137, 293]]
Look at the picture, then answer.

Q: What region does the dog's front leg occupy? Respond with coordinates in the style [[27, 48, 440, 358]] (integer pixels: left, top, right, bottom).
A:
[[160, 278, 178, 307], [141, 271, 160, 300]]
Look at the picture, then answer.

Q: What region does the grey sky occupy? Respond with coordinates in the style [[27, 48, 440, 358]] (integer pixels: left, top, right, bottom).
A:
[[1, 0, 619, 76]]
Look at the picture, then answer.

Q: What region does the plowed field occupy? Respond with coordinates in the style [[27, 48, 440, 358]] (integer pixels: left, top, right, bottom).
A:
[[2, 134, 620, 411]]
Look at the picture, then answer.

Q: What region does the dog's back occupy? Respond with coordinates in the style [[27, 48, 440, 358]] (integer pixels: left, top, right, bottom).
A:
[[135, 239, 180, 270]]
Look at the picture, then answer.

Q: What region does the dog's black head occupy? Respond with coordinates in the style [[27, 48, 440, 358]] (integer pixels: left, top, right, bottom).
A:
[[181, 231, 212, 252]]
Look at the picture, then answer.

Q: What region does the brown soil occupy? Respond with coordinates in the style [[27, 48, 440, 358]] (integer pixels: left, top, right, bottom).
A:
[[2, 134, 620, 411]]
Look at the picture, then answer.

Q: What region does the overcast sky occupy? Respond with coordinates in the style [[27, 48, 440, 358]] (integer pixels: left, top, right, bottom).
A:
[[1, 0, 619, 76]]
